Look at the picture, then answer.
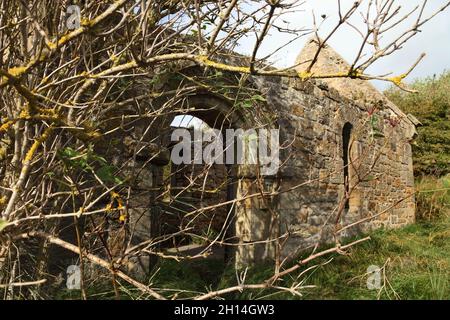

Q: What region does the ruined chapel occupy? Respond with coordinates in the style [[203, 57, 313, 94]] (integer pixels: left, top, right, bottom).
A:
[[50, 39, 418, 275]]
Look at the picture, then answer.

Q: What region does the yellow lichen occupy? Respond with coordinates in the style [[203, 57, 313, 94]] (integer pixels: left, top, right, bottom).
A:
[[46, 41, 57, 50], [105, 202, 113, 213], [323, 72, 349, 78], [110, 54, 119, 64], [390, 74, 406, 86], [0, 196, 6, 207], [298, 71, 312, 80], [348, 69, 362, 78], [86, 130, 102, 139], [111, 191, 120, 199], [107, 192, 126, 220], [0, 147, 6, 160], [19, 109, 31, 119], [8, 66, 27, 77], [23, 127, 54, 163], [196, 55, 251, 73], [35, 107, 56, 115], [57, 35, 71, 46], [0, 120, 14, 133], [40, 77, 50, 86], [76, 206, 85, 217], [119, 213, 127, 222], [80, 18, 92, 27]]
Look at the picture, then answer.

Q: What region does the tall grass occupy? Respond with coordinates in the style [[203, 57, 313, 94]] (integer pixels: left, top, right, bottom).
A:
[[415, 175, 450, 221], [56, 176, 450, 300]]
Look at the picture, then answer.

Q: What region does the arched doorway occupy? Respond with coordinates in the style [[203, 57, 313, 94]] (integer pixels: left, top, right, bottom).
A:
[[153, 95, 241, 261]]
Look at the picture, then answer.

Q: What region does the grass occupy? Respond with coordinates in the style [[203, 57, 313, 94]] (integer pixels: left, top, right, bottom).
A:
[[140, 215, 449, 300], [415, 175, 450, 221], [57, 176, 450, 300], [57, 219, 450, 300], [297, 217, 450, 300]]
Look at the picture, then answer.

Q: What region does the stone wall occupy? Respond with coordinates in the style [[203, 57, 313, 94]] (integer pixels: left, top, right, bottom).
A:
[[108, 69, 417, 268], [51, 50, 417, 275], [245, 74, 416, 261]]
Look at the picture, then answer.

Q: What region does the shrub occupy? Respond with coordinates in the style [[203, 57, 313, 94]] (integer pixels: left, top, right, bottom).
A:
[[385, 71, 450, 176], [415, 175, 450, 221]]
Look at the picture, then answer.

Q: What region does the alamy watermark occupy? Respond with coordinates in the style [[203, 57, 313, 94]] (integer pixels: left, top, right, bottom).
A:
[[66, 265, 81, 290], [366, 265, 381, 290], [171, 128, 280, 176], [66, 5, 81, 30]]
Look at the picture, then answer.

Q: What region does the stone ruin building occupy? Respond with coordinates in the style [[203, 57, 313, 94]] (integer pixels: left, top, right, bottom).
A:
[[49, 39, 418, 279]]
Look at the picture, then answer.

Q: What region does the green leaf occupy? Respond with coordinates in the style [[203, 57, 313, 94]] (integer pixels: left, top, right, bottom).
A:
[[370, 115, 378, 127], [0, 218, 7, 232], [60, 147, 79, 159], [239, 100, 253, 108], [97, 165, 123, 185], [149, 75, 161, 85], [252, 94, 267, 102], [90, 153, 107, 165], [97, 165, 115, 183], [114, 176, 124, 185], [442, 178, 450, 188]]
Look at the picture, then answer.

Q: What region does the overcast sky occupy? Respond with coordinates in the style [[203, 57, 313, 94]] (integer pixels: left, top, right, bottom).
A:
[[235, 1, 450, 90]]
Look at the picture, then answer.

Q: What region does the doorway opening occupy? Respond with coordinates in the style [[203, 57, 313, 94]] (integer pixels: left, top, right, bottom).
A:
[[158, 111, 238, 260]]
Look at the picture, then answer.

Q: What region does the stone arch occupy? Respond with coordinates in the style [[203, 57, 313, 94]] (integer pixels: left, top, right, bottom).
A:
[[98, 72, 277, 271], [150, 92, 247, 262]]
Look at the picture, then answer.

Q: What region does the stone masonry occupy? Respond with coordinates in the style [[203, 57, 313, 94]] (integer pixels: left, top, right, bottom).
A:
[[55, 39, 417, 275]]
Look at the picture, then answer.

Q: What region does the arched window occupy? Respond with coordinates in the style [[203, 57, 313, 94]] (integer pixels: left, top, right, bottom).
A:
[[342, 122, 353, 209]]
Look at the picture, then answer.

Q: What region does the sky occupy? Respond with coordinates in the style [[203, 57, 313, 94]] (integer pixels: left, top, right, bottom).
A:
[[172, 1, 450, 127], [235, 0, 450, 90]]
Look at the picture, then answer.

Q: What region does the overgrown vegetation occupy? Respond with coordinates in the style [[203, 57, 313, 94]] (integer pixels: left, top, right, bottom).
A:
[[415, 175, 450, 221], [2, 1, 450, 300], [295, 215, 449, 299], [55, 74, 450, 300], [58, 174, 449, 300], [148, 219, 449, 300], [385, 71, 450, 176], [156, 175, 449, 300], [76, 215, 447, 300]]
